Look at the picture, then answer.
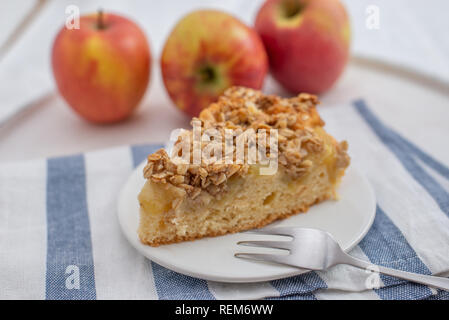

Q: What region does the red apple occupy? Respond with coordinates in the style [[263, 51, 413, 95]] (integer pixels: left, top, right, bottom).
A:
[[52, 11, 151, 123], [255, 0, 350, 94], [161, 10, 268, 117]]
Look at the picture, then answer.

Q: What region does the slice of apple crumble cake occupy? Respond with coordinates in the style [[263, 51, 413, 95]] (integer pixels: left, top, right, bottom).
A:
[[138, 87, 349, 246]]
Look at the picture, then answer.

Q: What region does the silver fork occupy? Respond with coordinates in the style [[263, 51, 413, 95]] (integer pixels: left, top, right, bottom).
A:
[[236, 227, 449, 291]]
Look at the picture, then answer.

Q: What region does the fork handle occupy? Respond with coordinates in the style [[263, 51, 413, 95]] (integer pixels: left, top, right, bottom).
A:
[[342, 254, 449, 291]]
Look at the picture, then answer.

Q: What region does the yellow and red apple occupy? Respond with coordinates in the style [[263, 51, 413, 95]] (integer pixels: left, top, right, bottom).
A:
[[161, 10, 268, 117], [52, 12, 151, 123], [255, 0, 350, 94]]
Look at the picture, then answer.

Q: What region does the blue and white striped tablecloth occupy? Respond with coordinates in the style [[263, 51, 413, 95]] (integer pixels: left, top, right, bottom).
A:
[[1, 100, 448, 300]]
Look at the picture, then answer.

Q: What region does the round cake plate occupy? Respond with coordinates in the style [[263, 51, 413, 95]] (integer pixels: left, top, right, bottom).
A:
[[118, 161, 376, 283]]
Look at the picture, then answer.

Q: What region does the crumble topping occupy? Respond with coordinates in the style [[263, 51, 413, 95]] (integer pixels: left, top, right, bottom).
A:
[[143, 148, 247, 199], [143, 87, 349, 199]]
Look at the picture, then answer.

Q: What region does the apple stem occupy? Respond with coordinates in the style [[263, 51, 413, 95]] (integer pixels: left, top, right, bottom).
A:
[[199, 67, 215, 83], [283, 0, 303, 18], [97, 9, 105, 29]]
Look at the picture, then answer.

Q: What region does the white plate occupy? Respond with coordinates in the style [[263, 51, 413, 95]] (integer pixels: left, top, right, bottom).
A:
[[118, 161, 376, 283]]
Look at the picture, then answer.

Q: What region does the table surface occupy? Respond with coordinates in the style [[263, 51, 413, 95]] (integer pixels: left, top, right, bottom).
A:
[[0, 0, 448, 163]]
